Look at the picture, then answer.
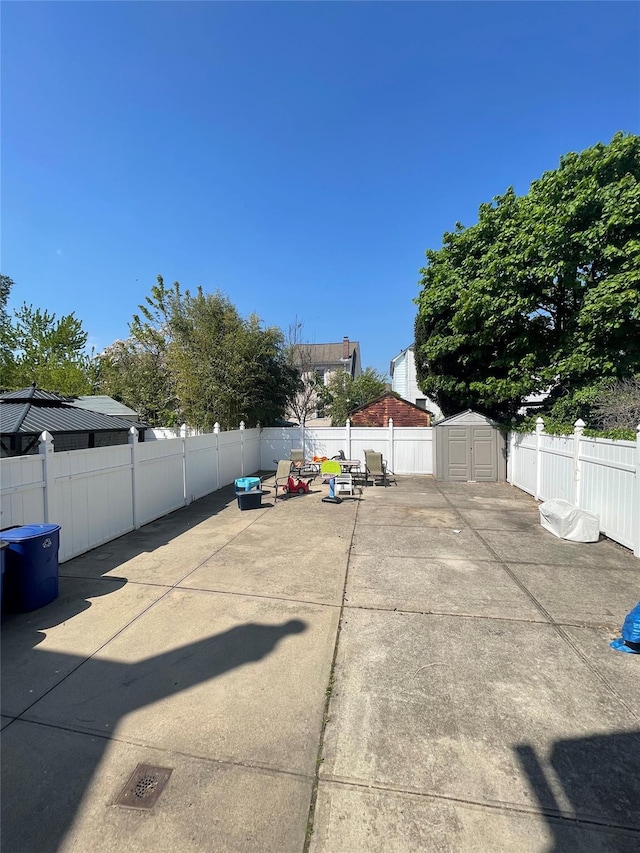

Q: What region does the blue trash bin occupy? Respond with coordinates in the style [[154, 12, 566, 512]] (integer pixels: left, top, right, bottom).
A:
[[0, 524, 61, 612]]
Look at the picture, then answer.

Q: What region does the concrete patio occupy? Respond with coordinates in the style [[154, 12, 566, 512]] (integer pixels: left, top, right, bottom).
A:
[[2, 475, 639, 852]]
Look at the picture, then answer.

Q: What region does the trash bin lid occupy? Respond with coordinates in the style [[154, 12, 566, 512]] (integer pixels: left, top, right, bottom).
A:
[[0, 524, 61, 542]]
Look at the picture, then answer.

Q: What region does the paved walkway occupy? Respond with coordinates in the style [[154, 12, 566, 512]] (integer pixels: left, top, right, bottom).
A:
[[2, 476, 639, 852]]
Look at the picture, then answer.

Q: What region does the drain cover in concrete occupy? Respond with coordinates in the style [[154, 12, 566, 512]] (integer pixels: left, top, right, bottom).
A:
[[114, 764, 173, 810]]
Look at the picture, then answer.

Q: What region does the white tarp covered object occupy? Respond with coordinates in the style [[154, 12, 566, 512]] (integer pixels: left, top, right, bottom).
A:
[[539, 499, 600, 543]]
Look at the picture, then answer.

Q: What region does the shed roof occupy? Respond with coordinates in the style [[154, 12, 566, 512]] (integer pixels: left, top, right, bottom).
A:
[[435, 409, 499, 427], [71, 395, 139, 418]]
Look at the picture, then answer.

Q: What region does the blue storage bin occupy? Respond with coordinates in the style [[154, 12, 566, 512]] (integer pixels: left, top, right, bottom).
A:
[[0, 524, 61, 612]]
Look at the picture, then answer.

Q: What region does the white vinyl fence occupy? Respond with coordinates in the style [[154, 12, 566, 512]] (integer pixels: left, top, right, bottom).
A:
[[0, 423, 261, 563], [261, 421, 434, 476], [508, 418, 640, 557]]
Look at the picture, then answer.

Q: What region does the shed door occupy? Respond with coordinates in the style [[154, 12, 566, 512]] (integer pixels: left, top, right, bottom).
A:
[[440, 425, 500, 481], [470, 426, 497, 481], [445, 427, 471, 480]]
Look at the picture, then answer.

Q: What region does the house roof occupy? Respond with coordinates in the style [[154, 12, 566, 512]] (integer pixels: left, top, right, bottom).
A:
[[71, 395, 139, 418], [347, 392, 432, 427], [297, 341, 359, 366], [0, 386, 140, 435]]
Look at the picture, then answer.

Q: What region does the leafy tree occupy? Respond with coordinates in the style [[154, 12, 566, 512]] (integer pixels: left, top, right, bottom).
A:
[[592, 376, 640, 431], [326, 367, 388, 426], [7, 302, 93, 395], [415, 133, 640, 420], [0, 274, 16, 388], [99, 275, 297, 429], [95, 339, 179, 425]]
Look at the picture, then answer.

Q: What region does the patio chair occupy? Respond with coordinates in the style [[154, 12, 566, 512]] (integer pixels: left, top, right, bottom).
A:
[[291, 449, 304, 467], [274, 459, 294, 501], [364, 451, 396, 487]]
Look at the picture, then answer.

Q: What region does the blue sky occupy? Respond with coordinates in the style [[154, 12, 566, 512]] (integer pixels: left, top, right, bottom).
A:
[[3, 1, 639, 377]]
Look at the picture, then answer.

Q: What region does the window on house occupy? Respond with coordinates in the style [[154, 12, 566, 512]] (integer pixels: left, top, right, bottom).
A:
[[415, 399, 427, 409]]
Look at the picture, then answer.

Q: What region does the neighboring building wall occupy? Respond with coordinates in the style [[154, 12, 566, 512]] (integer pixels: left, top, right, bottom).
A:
[[390, 346, 444, 422], [349, 393, 431, 427]]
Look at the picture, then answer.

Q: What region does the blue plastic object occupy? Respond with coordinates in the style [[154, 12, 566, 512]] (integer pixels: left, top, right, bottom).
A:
[[610, 601, 640, 654], [235, 477, 261, 492], [0, 524, 61, 612]]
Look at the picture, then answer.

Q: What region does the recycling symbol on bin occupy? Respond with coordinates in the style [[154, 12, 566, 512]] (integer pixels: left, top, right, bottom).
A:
[[42, 538, 52, 549]]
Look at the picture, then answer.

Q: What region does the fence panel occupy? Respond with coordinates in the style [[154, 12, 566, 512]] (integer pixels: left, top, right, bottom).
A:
[[303, 428, 347, 461], [260, 428, 302, 470], [0, 455, 46, 529], [218, 430, 243, 487], [510, 432, 537, 496], [136, 439, 186, 526], [185, 433, 218, 501], [539, 434, 574, 502], [350, 427, 389, 464], [509, 427, 639, 557], [243, 428, 261, 475], [51, 445, 134, 562], [580, 438, 636, 550], [393, 428, 433, 475]]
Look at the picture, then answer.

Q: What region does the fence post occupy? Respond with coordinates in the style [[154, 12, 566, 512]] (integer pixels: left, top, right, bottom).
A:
[[573, 419, 585, 507], [180, 423, 189, 505], [535, 417, 544, 501], [508, 427, 516, 485], [38, 431, 55, 524], [634, 424, 640, 558], [240, 421, 245, 476], [214, 422, 220, 490], [300, 421, 306, 462], [128, 427, 140, 528], [388, 418, 394, 474], [345, 418, 351, 460]]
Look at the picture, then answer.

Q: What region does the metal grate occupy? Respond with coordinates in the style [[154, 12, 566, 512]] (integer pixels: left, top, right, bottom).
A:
[[114, 763, 173, 810]]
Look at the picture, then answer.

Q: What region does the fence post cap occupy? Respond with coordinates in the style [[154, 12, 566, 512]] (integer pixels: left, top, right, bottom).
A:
[[214, 422, 220, 434], [240, 421, 245, 430], [389, 417, 394, 426], [346, 418, 350, 427], [39, 430, 54, 443], [574, 418, 586, 429], [128, 426, 138, 439]]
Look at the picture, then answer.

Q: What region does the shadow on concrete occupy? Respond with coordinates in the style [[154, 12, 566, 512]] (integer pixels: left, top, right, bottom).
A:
[[1, 618, 308, 853], [515, 731, 640, 852]]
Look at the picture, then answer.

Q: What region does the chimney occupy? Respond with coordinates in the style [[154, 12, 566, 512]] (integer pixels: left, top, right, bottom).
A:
[[343, 336, 350, 359]]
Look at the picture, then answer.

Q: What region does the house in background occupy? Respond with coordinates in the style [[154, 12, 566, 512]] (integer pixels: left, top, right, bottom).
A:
[[290, 337, 362, 425], [389, 344, 443, 422], [348, 392, 431, 427], [301, 337, 361, 385], [0, 386, 146, 458]]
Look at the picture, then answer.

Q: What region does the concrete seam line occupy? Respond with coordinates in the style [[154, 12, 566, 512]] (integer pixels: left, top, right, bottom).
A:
[[433, 482, 639, 723], [10, 716, 315, 782], [319, 776, 640, 835], [303, 496, 361, 852]]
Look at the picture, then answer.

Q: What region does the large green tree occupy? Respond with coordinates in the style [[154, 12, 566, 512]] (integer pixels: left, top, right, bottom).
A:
[[3, 298, 93, 395], [97, 276, 297, 429], [414, 133, 640, 419], [326, 367, 388, 426]]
